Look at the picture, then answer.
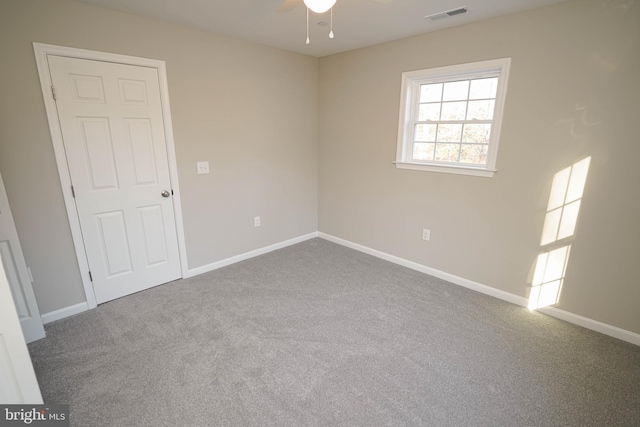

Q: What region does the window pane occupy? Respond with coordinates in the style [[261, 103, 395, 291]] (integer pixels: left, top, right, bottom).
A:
[[440, 101, 467, 120], [467, 100, 495, 120], [412, 142, 435, 160], [462, 124, 491, 143], [460, 144, 488, 165], [414, 124, 437, 142], [420, 83, 442, 102], [442, 80, 469, 101], [469, 77, 498, 100], [435, 143, 460, 162], [436, 124, 462, 142], [418, 103, 441, 121]]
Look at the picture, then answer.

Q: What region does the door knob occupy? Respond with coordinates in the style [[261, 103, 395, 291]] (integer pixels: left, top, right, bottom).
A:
[[161, 190, 170, 198]]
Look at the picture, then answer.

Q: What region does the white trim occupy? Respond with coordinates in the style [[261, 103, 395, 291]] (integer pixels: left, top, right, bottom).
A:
[[38, 233, 319, 323], [395, 58, 511, 176], [154, 61, 190, 278], [41, 301, 89, 325], [33, 43, 189, 308], [30, 231, 640, 346], [538, 306, 640, 346], [186, 232, 319, 278], [318, 232, 526, 306], [401, 59, 510, 81], [318, 232, 640, 347], [394, 161, 496, 177]]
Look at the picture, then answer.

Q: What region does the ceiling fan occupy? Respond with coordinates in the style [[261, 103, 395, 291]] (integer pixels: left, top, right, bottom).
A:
[[277, 0, 392, 44]]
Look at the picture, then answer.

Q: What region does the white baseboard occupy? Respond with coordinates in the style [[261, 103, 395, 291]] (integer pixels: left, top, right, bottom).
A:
[[318, 232, 529, 306], [537, 306, 640, 346], [39, 232, 319, 324], [39, 231, 640, 347], [318, 232, 640, 347], [186, 232, 319, 278], [41, 301, 89, 325]]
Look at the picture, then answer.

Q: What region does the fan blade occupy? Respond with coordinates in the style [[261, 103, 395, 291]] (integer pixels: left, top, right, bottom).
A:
[[277, 0, 302, 12], [371, 0, 393, 3]]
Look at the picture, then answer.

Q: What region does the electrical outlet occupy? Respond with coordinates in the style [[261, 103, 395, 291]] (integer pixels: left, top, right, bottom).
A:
[[197, 161, 210, 174], [254, 216, 261, 227], [422, 228, 431, 241]]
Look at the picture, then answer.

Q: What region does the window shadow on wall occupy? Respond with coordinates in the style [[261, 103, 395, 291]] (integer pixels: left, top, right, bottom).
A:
[[528, 157, 591, 310]]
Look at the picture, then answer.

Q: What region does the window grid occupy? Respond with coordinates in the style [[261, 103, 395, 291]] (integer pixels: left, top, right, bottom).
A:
[[410, 76, 498, 166]]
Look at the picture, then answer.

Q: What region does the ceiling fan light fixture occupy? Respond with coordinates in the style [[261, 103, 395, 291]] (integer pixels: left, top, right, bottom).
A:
[[303, 0, 337, 14]]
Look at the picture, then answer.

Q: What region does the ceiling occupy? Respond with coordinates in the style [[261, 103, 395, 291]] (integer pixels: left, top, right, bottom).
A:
[[76, 0, 567, 57]]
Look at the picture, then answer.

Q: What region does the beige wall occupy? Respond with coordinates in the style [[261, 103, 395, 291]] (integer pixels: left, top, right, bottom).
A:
[[0, 0, 318, 313], [318, 0, 640, 334], [1, 0, 638, 336]]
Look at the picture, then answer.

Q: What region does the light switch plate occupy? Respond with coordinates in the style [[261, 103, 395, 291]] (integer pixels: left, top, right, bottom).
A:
[[197, 161, 210, 174]]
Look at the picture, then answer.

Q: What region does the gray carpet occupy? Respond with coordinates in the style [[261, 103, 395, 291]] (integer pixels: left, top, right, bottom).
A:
[[28, 238, 640, 426]]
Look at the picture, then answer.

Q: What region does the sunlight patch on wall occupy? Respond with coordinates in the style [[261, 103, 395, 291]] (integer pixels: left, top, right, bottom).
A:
[[529, 157, 591, 310], [528, 245, 571, 310], [540, 157, 591, 246]]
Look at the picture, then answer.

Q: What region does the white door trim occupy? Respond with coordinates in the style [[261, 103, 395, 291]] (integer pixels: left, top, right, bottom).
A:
[[33, 43, 189, 309], [0, 171, 45, 343], [0, 254, 43, 403]]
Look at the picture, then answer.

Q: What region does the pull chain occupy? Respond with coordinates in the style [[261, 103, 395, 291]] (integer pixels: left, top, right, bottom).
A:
[[329, 7, 334, 39], [306, 7, 310, 45], [306, 5, 336, 44]]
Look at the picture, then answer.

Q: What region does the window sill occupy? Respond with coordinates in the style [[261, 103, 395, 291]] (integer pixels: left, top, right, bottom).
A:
[[394, 161, 496, 178]]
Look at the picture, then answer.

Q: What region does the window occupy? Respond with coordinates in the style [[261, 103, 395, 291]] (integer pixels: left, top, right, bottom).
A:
[[395, 58, 511, 177]]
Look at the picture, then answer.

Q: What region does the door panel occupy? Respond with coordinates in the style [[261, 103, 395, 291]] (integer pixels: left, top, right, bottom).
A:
[[126, 119, 158, 186], [96, 211, 133, 278], [0, 172, 45, 343], [138, 205, 169, 266], [80, 117, 119, 190], [48, 56, 181, 304]]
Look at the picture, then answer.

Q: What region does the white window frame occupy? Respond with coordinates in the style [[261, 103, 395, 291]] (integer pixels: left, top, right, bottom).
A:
[[395, 58, 511, 178]]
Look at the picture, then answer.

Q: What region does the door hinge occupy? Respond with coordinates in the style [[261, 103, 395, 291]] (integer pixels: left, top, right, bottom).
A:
[[88, 271, 93, 281], [51, 85, 57, 101], [171, 189, 174, 195], [71, 185, 75, 198]]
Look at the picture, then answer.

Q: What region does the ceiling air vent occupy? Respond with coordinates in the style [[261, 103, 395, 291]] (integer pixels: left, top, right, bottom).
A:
[[424, 7, 469, 22]]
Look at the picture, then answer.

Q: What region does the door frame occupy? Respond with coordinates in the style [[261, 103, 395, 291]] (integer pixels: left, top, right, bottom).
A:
[[33, 43, 189, 309]]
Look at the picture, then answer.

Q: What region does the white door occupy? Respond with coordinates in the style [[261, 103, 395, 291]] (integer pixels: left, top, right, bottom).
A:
[[48, 56, 182, 304], [0, 253, 43, 404], [0, 171, 45, 343]]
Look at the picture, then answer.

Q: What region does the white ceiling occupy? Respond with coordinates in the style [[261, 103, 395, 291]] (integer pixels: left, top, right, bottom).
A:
[[77, 0, 567, 57]]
